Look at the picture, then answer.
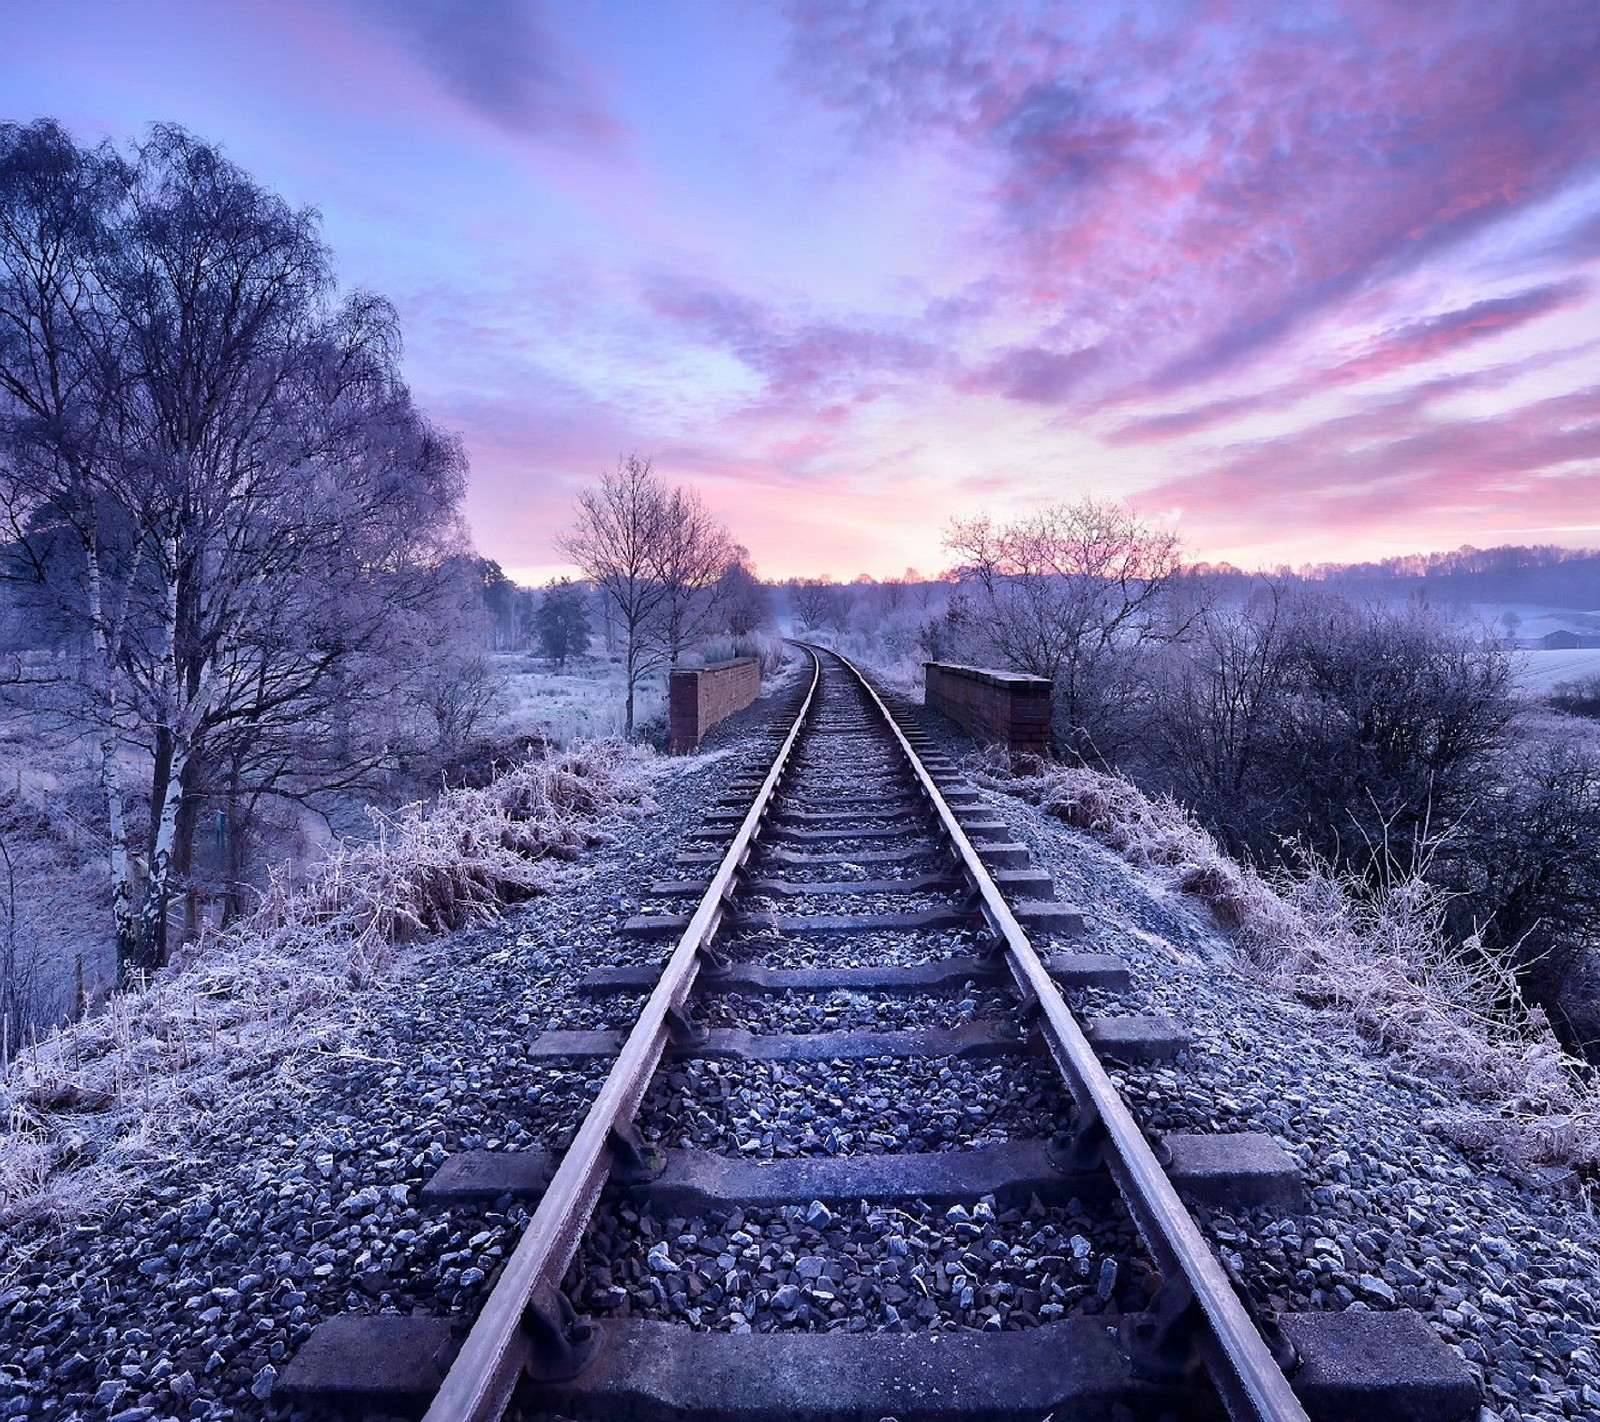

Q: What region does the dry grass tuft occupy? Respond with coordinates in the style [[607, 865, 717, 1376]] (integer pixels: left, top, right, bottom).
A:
[[970, 747, 1600, 1184], [232, 737, 647, 959], [0, 740, 651, 1229]]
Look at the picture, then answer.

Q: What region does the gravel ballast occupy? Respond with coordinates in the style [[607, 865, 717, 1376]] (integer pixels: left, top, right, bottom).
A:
[[2, 654, 1597, 1422], [564, 1193, 1158, 1334]]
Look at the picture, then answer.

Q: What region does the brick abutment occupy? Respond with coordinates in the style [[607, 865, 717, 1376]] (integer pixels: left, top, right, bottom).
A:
[[924, 662, 1052, 758], [669, 657, 762, 753]]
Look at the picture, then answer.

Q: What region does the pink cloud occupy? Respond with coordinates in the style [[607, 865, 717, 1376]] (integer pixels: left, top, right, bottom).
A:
[[1326, 280, 1589, 383], [785, 1, 1600, 398], [1109, 285, 1594, 444], [1141, 382, 1600, 554]]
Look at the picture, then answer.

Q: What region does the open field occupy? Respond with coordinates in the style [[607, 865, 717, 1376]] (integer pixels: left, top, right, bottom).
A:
[[1511, 648, 1600, 695], [493, 655, 667, 746]]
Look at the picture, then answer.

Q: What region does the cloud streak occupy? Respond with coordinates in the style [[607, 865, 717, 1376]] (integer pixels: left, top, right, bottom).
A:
[[1142, 381, 1600, 557], [786, 0, 1600, 401], [1326, 280, 1589, 384], [353, 0, 620, 144]]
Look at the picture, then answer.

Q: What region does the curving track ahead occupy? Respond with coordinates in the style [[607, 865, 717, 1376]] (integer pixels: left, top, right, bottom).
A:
[[285, 645, 1477, 1422]]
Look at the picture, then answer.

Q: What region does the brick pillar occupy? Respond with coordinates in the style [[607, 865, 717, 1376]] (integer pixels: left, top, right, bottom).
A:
[[669, 657, 762, 753]]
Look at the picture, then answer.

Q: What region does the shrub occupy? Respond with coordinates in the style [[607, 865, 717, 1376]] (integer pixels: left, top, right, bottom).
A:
[[1548, 675, 1600, 720], [1140, 590, 1514, 873]]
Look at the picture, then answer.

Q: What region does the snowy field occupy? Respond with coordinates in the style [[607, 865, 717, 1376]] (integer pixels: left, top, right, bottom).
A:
[[1512, 648, 1600, 695], [494, 654, 666, 746], [1454, 602, 1600, 694]]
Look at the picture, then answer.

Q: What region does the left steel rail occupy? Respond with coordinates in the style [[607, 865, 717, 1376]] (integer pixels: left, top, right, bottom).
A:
[[422, 647, 822, 1422]]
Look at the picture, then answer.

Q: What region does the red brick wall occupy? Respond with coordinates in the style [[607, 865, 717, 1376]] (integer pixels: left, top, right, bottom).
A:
[[924, 663, 1052, 757], [669, 658, 762, 753]]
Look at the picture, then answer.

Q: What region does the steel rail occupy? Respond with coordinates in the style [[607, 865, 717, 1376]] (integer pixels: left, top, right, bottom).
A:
[[422, 648, 823, 1422], [832, 647, 1311, 1422]]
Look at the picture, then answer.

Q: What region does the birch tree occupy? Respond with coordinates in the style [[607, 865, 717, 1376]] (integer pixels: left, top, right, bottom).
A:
[[559, 455, 670, 739], [0, 121, 471, 978], [0, 120, 144, 971]]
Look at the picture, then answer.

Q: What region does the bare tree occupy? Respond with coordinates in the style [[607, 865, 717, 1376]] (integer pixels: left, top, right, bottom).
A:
[[1441, 724, 1600, 1055], [0, 828, 28, 1061], [1268, 596, 1514, 871], [0, 120, 138, 967], [716, 552, 772, 643], [1150, 580, 1293, 832], [560, 457, 740, 733], [0, 121, 472, 976], [790, 577, 849, 633], [655, 483, 733, 665], [945, 498, 1184, 761], [559, 455, 671, 739]]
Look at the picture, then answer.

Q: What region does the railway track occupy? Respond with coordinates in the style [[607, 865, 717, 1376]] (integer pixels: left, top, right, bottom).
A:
[[284, 645, 1477, 1422]]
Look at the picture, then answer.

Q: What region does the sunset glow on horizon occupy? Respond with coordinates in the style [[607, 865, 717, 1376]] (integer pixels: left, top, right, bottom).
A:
[[6, 0, 1599, 582]]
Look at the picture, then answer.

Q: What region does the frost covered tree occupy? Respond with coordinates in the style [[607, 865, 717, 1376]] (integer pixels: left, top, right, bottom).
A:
[[559, 456, 671, 739], [716, 553, 772, 642], [535, 577, 592, 668], [655, 484, 733, 665], [790, 577, 849, 633], [945, 498, 1184, 761], [0, 120, 472, 977], [560, 455, 734, 737]]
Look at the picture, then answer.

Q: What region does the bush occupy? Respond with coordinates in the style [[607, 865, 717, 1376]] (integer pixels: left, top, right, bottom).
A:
[[1548, 675, 1600, 719], [1140, 591, 1514, 876], [1435, 719, 1600, 1059]]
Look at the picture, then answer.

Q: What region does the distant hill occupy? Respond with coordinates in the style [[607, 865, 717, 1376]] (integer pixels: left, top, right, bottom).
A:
[[1298, 544, 1600, 610]]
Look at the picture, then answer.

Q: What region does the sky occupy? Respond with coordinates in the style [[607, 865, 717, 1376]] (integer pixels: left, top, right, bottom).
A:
[[5, 0, 1600, 583]]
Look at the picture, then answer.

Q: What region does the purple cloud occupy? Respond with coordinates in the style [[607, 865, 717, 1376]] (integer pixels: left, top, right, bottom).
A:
[[1110, 390, 1289, 444], [968, 343, 1101, 403], [1328, 279, 1589, 383], [353, 0, 619, 143], [641, 271, 942, 405], [785, 0, 1600, 397], [1111, 281, 1591, 442]]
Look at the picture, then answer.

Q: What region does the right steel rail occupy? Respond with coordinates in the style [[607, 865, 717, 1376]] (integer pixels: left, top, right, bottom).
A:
[[836, 649, 1311, 1422]]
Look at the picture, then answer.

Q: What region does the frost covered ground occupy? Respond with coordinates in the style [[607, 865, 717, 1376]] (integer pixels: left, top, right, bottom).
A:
[[0, 655, 1595, 1421]]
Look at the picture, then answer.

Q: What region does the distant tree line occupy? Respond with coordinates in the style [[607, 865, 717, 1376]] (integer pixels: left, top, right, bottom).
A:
[[0, 119, 491, 982], [1226, 542, 1600, 612], [779, 507, 1600, 1061]]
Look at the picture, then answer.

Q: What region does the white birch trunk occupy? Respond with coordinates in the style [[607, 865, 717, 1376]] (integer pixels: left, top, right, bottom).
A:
[[83, 533, 139, 978]]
